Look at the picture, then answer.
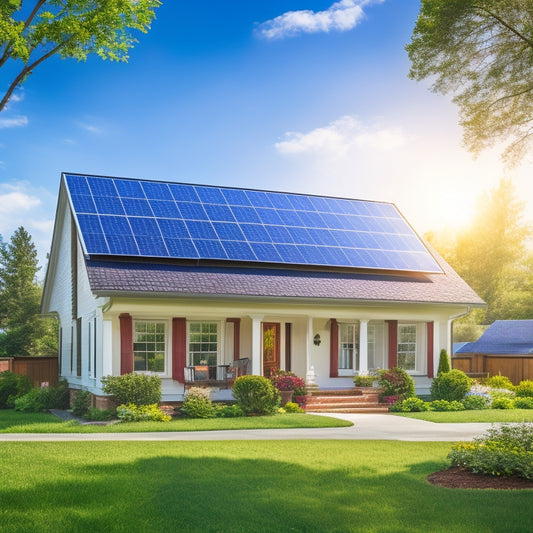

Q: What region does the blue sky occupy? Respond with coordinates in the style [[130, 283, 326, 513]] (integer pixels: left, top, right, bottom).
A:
[[1, 0, 532, 269]]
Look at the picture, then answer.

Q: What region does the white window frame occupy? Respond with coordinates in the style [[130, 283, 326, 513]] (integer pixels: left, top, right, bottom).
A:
[[338, 322, 360, 376], [132, 319, 169, 376], [187, 320, 221, 367], [397, 323, 426, 375]]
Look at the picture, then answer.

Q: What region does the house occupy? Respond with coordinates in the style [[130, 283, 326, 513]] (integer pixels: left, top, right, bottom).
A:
[[453, 320, 533, 384], [41, 172, 484, 405]]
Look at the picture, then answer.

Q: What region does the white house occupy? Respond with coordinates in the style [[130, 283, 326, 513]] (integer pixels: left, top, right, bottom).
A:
[[41, 173, 484, 404]]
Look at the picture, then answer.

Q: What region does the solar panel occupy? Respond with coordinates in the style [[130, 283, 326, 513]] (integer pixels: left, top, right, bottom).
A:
[[64, 173, 442, 273]]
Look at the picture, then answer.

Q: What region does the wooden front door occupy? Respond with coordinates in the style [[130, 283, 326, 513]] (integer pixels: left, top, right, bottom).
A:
[[262, 322, 280, 377]]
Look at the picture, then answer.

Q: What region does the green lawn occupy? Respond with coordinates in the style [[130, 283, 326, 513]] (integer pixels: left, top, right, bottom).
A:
[[1, 440, 531, 533], [0, 410, 351, 433], [394, 409, 533, 423]]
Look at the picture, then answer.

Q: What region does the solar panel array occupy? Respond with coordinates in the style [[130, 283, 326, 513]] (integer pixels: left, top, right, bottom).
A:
[[64, 173, 442, 273]]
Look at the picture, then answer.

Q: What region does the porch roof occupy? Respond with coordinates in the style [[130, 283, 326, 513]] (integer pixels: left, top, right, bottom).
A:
[[85, 255, 484, 306]]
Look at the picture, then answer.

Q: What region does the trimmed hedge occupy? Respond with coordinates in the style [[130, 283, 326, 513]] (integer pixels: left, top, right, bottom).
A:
[[101, 373, 161, 406], [430, 369, 471, 402], [232, 375, 280, 415]]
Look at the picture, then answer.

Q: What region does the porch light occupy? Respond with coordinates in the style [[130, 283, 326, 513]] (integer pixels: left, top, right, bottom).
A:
[[313, 334, 321, 346]]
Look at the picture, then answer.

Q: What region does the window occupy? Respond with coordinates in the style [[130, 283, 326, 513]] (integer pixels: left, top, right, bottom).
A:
[[398, 324, 416, 371], [133, 321, 166, 373], [188, 322, 219, 366], [339, 323, 359, 373], [367, 323, 386, 371]]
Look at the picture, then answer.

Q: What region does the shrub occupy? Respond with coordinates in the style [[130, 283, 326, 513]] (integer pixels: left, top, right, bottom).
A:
[[429, 399, 465, 411], [0, 371, 32, 409], [353, 374, 375, 387], [514, 397, 533, 409], [72, 389, 92, 417], [13, 380, 72, 412], [48, 379, 71, 409], [491, 397, 515, 409], [430, 369, 471, 402], [514, 380, 533, 398], [449, 424, 533, 479], [283, 401, 305, 413], [182, 387, 216, 418], [489, 389, 515, 401], [215, 404, 245, 418], [486, 374, 514, 390], [84, 407, 116, 421], [437, 349, 451, 375], [395, 397, 430, 412], [377, 367, 415, 401], [232, 375, 280, 415], [462, 394, 490, 410], [116, 403, 171, 422], [270, 370, 307, 396], [100, 373, 161, 406]]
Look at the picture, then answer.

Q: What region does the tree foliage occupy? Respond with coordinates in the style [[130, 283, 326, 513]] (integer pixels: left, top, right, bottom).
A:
[[407, 0, 533, 164], [0, 226, 57, 356], [426, 179, 533, 327], [0, 0, 161, 112]]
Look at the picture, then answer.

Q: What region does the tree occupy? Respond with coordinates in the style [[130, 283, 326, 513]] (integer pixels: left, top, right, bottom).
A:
[[426, 179, 532, 325], [0, 226, 57, 356], [406, 1, 533, 164], [0, 0, 161, 112]]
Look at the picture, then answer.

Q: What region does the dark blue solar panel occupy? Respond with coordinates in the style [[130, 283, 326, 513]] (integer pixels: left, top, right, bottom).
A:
[[149, 200, 181, 218], [64, 173, 442, 273], [240, 224, 272, 243], [222, 189, 251, 206], [195, 186, 226, 204], [230, 206, 261, 224], [94, 196, 125, 216], [176, 202, 208, 221], [164, 238, 199, 258], [203, 204, 235, 222], [134, 235, 168, 256], [212, 222, 246, 241], [122, 198, 153, 217], [87, 177, 117, 197], [141, 181, 171, 200], [71, 194, 97, 214], [115, 179, 145, 198], [185, 220, 217, 240]]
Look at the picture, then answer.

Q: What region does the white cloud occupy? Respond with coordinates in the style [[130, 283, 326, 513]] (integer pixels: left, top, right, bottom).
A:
[[0, 115, 28, 128], [256, 0, 382, 40], [275, 115, 407, 155], [77, 122, 103, 134], [0, 190, 41, 214]]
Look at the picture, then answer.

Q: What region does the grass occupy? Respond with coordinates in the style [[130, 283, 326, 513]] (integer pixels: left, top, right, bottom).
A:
[[0, 410, 351, 433], [1, 440, 531, 532], [394, 409, 533, 423]]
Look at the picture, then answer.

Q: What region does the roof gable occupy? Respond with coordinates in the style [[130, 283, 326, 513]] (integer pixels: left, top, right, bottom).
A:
[[63, 172, 443, 274]]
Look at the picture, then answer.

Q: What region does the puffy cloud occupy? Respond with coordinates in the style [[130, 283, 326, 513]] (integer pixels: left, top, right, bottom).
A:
[[275, 115, 407, 155], [256, 0, 382, 40], [0, 115, 28, 128]]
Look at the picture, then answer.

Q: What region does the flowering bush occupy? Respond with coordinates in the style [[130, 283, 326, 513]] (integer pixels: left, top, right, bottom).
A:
[[377, 367, 415, 401], [353, 374, 375, 387], [270, 370, 307, 396], [449, 424, 533, 479], [282, 401, 304, 413]]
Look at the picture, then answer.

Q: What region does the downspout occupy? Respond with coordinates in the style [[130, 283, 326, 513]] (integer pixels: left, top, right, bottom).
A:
[[447, 306, 471, 357]]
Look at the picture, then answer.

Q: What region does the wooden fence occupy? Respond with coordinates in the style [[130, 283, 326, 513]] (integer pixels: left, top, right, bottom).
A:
[[0, 357, 59, 387], [452, 353, 533, 385]]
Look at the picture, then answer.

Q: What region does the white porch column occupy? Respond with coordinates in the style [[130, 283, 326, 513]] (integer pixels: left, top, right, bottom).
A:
[[249, 315, 264, 375], [359, 319, 368, 374], [101, 320, 113, 378], [306, 316, 313, 372]]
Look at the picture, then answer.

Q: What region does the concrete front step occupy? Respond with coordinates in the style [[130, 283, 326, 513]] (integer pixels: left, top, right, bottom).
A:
[[305, 388, 388, 413]]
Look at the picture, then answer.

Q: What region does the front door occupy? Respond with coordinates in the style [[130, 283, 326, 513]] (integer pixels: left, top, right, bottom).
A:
[[262, 322, 280, 377]]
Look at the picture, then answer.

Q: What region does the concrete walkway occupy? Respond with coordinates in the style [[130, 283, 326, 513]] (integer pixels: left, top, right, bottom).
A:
[[0, 413, 500, 442]]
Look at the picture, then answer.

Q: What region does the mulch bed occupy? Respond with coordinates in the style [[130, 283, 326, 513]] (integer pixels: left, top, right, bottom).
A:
[[428, 467, 533, 490]]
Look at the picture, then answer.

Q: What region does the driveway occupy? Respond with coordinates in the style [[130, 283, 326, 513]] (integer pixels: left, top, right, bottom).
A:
[[0, 413, 497, 441]]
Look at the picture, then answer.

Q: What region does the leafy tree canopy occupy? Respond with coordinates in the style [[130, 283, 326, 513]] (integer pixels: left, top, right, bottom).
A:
[[407, 0, 533, 164], [0, 0, 161, 112]]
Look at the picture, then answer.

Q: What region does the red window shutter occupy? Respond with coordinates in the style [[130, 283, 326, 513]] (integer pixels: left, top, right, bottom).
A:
[[172, 317, 187, 383], [330, 319, 339, 378], [427, 322, 434, 378], [119, 313, 133, 375], [227, 318, 241, 361], [386, 320, 398, 368]]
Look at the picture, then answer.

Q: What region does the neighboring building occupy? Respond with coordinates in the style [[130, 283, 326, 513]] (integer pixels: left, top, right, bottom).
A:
[[454, 320, 533, 384], [41, 173, 484, 403]]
